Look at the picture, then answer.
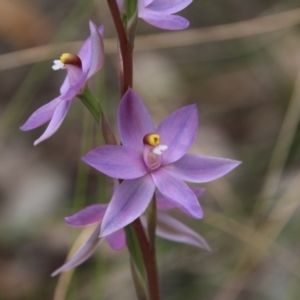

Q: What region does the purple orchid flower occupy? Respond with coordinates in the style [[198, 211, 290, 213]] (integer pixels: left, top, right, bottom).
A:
[[20, 21, 104, 145], [82, 89, 241, 237], [52, 189, 210, 276], [138, 0, 193, 30], [117, 0, 192, 30]]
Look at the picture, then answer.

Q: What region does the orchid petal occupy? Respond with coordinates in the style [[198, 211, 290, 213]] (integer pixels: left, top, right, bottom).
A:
[[100, 175, 155, 237], [156, 187, 205, 210], [82, 145, 148, 179], [59, 74, 87, 101], [20, 97, 61, 131], [138, 0, 153, 14], [166, 154, 241, 183], [141, 11, 189, 30], [106, 229, 126, 250], [157, 104, 198, 165], [33, 100, 71, 145], [87, 21, 105, 78], [60, 76, 70, 95], [190, 187, 206, 197], [77, 23, 104, 75], [51, 225, 103, 276], [155, 212, 211, 250], [65, 204, 108, 227], [147, 0, 192, 14], [145, 0, 154, 6], [118, 89, 155, 151], [64, 64, 84, 86], [152, 168, 203, 218], [156, 192, 176, 210]]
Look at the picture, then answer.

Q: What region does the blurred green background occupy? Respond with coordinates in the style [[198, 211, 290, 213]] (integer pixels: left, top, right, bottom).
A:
[[1, 0, 300, 299]]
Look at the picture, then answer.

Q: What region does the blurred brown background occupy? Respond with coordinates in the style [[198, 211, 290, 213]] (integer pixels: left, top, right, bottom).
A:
[[1, 0, 300, 299]]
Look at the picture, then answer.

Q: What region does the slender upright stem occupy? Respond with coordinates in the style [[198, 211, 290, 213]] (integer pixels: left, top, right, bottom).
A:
[[147, 197, 157, 249], [107, 1, 160, 299], [107, 0, 133, 95], [132, 218, 161, 300]]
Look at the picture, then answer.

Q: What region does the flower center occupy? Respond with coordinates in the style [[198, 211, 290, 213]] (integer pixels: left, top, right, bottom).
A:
[[52, 53, 82, 71], [143, 133, 160, 146], [143, 133, 168, 171]]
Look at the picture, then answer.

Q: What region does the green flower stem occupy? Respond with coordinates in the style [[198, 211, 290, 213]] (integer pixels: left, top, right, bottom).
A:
[[78, 87, 116, 145], [147, 196, 157, 249], [130, 259, 148, 300], [125, 224, 146, 280], [78, 87, 101, 123]]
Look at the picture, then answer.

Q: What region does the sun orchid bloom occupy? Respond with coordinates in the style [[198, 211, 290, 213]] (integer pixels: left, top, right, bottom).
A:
[[117, 0, 192, 30], [138, 0, 192, 30], [52, 189, 209, 276], [20, 21, 104, 145], [82, 89, 241, 237]]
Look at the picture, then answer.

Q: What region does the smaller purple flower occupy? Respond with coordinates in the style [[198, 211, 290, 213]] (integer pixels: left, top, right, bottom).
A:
[[138, 0, 193, 30], [82, 89, 241, 237], [117, 0, 192, 30], [51, 190, 210, 276], [20, 21, 104, 145]]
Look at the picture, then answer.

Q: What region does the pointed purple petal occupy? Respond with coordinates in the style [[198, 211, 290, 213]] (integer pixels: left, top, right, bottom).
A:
[[98, 25, 105, 37], [147, 0, 192, 14], [118, 89, 155, 151], [33, 100, 71, 145], [77, 22, 104, 77], [65, 204, 108, 227], [64, 65, 84, 86], [152, 168, 203, 218], [59, 74, 87, 101], [51, 225, 103, 276], [156, 191, 176, 210], [191, 187, 206, 197], [100, 175, 155, 237], [87, 21, 105, 78], [106, 229, 126, 250], [20, 97, 61, 131], [60, 76, 70, 94], [138, 0, 153, 14], [155, 212, 211, 250], [166, 154, 241, 183], [145, 0, 154, 6], [141, 11, 189, 30], [157, 104, 198, 165], [82, 145, 147, 179], [156, 187, 205, 210]]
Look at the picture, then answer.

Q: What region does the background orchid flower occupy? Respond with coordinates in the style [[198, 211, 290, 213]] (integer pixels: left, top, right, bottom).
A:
[[52, 194, 210, 276], [138, 0, 193, 30], [20, 21, 104, 145], [82, 89, 241, 237]]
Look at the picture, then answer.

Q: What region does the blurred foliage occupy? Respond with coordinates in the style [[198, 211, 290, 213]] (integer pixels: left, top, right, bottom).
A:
[[1, 0, 300, 299]]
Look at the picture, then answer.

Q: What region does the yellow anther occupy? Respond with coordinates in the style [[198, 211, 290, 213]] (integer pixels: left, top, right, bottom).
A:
[[60, 53, 82, 67], [143, 133, 161, 147]]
